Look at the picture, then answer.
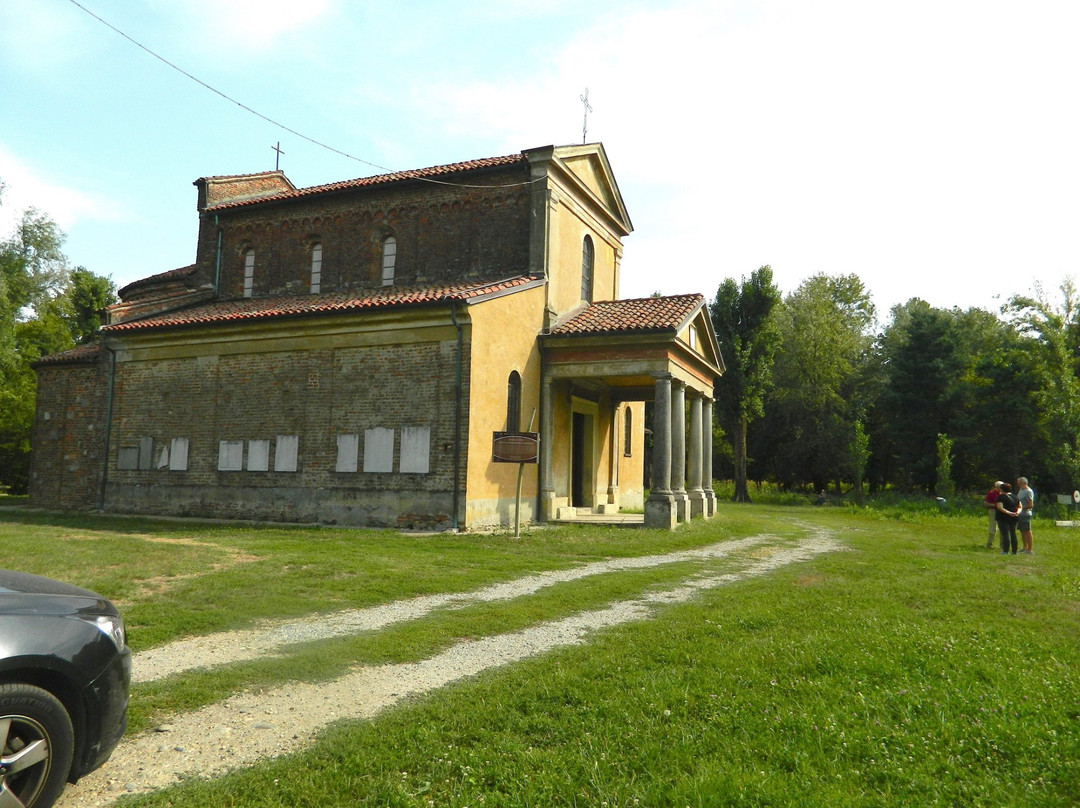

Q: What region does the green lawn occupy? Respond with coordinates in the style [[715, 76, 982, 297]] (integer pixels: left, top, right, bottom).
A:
[[2, 505, 1078, 806]]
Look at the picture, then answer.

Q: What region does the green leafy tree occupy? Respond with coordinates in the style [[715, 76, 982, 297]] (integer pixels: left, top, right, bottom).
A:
[[709, 266, 782, 503], [1005, 279, 1080, 490], [849, 419, 871, 505], [757, 274, 876, 492], [936, 433, 955, 499], [0, 200, 115, 493]]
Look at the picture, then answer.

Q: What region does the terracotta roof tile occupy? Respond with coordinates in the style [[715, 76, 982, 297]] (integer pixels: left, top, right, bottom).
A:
[[117, 265, 198, 297], [206, 154, 528, 211], [102, 276, 539, 333], [33, 342, 103, 367], [549, 294, 704, 336]]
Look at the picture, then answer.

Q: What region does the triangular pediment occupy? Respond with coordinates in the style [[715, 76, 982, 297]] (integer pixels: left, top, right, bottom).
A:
[[680, 304, 725, 374], [545, 144, 633, 236]]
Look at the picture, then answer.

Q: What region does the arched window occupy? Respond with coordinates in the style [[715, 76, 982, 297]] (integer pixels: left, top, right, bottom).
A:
[[243, 249, 255, 298], [623, 407, 633, 456], [507, 371, 521, 432], [381, 236, 397, 286], [310, 242, 322, 293], [581, 234, 594, 301]]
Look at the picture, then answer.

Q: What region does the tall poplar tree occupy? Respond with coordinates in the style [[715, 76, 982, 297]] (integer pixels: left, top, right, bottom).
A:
[[709, 266, 781, 502]]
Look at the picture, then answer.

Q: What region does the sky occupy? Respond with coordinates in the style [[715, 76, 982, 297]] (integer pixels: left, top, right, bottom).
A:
[[2, 0, 1079, 324]]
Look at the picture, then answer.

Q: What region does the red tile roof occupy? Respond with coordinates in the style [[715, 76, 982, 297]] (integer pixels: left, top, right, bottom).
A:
[[118, 264, 198, 297], [101, 276, 540, 333], [549, 294, 705, 336], [32, 342, 103, 367], [206, 154, 529, 211]]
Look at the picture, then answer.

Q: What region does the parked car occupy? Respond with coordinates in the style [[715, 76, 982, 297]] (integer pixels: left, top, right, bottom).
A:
[[0, 570, 131, 808]]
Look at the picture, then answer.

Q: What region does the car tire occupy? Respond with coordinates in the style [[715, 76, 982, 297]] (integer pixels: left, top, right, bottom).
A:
[[0, 683, 75, 808]]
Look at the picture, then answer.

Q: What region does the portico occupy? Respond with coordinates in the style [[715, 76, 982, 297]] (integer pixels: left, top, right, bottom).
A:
[[538, 294, 724, 529]]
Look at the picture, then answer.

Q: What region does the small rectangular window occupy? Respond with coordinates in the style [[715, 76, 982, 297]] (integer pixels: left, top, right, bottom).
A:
[[170, 438, 189, 471], [363, 428, 394, 472], [218, 440, 244, 471], [336, 434, 359, 472], [275, 435, 299, 472], [248, 439, 270, 471], [400, 426, 430, 474]]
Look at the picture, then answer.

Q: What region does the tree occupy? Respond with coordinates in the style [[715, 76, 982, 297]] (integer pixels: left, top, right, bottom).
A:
[[709, 266, 782, 502], [1005, 279, 1080, 490], [61, 267, 117, 343], [849, 419, 871, 505], [756, 274, 877, 492], [0, 201, 116, 493]]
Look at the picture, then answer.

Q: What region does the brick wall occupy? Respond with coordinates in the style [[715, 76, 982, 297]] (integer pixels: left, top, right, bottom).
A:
[[194, 171, 532, 299], [104, 330, 472, 527], [30, 356, 109, 510]]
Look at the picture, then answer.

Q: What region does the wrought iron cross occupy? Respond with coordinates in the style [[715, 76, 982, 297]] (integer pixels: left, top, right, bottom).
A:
[[272, 141, 285, 171], [580, 89, 592, 144]]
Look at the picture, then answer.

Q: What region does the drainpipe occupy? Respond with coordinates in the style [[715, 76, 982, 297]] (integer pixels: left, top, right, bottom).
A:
[[214, 215, 223, 294], [450, 300, 463, 531], [98, 339, 117, 511]]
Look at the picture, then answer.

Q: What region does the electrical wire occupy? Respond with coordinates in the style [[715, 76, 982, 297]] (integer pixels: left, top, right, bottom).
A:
[[65, 0, 543, 189]]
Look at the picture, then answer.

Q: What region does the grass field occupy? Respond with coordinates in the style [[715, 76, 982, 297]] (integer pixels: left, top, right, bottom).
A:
[[2, 502, 1078, 806]]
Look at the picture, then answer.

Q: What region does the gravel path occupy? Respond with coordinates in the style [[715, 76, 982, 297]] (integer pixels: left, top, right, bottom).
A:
[[58, 529, 842, 807], [132, 533, 777, 683]]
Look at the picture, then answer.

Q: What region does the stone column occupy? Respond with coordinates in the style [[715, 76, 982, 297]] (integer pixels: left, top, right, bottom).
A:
[[645, 374, 676, 529], [687, 392, 705, 518], [671, 380, 688, 523], [540, 375, 556, 521], [703, 396, 716, 517]]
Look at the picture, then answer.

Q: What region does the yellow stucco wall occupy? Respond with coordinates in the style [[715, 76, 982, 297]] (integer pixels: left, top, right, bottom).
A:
[[462, 285, 546, 527], [545, 177, 623, 317]]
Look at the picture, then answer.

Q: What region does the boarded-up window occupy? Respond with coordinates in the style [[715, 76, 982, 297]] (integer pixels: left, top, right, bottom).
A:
[[248, 439, 270, 471], [117, 447, 139, 470], [275, 435, 299, 472], [119, 437, 154, 470], [170, 438, 189, 471], [157, 445, 170, 470], [400, 426, 430, 474], [363, 428, 394, 472], [336, 434, 359, 472], [218, 440, 243, 471], [139, 436, 154, 470]]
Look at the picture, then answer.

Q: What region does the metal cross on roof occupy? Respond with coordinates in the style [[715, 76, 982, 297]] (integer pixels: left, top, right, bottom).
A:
[[580, 89, 592, 144], [272, 141, 285, 171]]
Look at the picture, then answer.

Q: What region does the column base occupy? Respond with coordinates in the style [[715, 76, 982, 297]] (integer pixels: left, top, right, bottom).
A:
[[645, 492, 677, 530], [704, 490, 717, 518], [540, 490, 558, 522], [673, 491, 690, 523], [688, 489, 705, 518]]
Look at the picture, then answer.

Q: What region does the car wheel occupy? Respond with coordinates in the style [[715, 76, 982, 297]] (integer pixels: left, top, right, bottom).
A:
[[0, 684, 74, 808]]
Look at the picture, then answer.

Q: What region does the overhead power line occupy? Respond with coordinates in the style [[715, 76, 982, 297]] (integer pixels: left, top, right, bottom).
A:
[[65, 0, 541, 189]]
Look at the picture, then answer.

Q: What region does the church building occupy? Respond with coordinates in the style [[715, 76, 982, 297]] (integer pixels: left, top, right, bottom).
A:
[[30, 143, 724, 530]]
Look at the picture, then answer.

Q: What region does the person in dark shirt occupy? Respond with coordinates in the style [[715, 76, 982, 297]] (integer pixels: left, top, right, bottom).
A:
[[995, 482, 1020, 555]]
